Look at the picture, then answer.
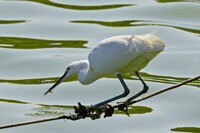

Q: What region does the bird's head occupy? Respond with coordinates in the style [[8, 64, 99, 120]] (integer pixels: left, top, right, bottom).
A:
[[44, 61, 85, 95]]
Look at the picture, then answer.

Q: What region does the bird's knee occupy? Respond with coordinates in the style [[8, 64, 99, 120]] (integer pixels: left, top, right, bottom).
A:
[[123, 89, 130, 97], [143, 85, 149, 93]]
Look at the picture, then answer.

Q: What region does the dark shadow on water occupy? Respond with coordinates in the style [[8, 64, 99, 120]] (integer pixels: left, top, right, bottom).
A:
[[171, 127, 200, 133], [5, 0, 133, 10], [0, 98, 29, 104], [70, 20, 200, 36], [0, 36, 88, 49], [125, 72, 200, 88], [0, 20, 27, 24], [26, 105, 152, 117], [0, 72, 199, 88], [0, 98, 152, 117], [157, 0, 200, 3]]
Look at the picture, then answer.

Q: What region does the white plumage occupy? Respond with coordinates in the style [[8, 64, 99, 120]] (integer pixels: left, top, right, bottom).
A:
[[44, 33, 165, 95], [89, 34, 165, 76]]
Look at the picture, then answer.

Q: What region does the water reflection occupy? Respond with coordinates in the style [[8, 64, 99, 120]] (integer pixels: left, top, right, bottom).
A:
[[0, 72, 199, 88], [0, 98, 29, 104], [0, 20, 27, 24], [157, 0, 200, 3], [26, 105, 152, 117], [127, 72, 200, 88], [171, 127, 200, 133], [0, 98, 152, 117], [0, 37, 88, 49], [70, 20, 200, 36], [26, 104, 75, 117], [5, 0, 133, 10]]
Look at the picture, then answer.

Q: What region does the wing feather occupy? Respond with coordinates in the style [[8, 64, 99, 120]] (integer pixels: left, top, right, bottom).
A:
[[88, 35, 145, 74]]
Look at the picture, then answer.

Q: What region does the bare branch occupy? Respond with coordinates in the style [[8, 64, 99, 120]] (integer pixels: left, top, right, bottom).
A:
[[0, 75, 199, 129]]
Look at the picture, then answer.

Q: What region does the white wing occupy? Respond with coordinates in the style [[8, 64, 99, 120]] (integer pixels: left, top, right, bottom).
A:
[[88, 35, 147, 74]]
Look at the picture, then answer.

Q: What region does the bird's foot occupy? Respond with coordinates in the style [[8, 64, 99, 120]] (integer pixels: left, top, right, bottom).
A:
[[74, 103, 101, 120], [86, 104, 102, 120], [103, 104, 114, 118], [117, 100, 130, 116], [74, 103, 114, 120], [74, 102, 88, 118]]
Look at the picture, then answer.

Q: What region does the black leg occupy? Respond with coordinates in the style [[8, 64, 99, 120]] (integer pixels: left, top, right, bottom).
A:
[[86, 71, 148, 117], [86, 73, 130, 119], [93, 73, 130, 107], [117, 71, 148, 116], [126, 71, 149, 103]]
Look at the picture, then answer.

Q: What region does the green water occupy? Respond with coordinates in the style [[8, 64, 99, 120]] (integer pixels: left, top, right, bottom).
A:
[[0, 0, 200, 132]]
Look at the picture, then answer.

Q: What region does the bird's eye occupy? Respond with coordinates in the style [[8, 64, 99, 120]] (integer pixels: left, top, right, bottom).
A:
[[66, 67, 70, 71]]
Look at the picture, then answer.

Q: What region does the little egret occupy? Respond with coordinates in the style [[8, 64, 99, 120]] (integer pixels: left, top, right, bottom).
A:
[[44, 33, 165, 113]]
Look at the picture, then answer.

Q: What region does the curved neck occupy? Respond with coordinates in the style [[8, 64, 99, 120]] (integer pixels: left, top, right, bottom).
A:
[[78, 60, 101, 85]]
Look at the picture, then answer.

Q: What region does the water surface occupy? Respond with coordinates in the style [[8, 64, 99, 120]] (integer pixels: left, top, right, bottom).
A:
[[0, 0, 200, 133]]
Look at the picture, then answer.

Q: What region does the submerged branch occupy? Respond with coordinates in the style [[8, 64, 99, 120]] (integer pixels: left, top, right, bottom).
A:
[[0, 75, 199, 129]]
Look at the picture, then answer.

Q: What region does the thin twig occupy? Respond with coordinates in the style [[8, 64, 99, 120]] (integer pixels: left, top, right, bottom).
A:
[[0, 115, 83, 129], [0, 116, 67, 129], [0, 75, 199, 129]]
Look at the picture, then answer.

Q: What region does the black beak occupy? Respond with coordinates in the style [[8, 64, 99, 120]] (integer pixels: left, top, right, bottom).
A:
[[44, 71, 69, 95]]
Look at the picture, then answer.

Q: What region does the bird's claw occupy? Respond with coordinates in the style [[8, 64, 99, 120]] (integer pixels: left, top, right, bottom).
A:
[[73, 103, 102, 120], [117, 100, 130, 116], [74, 103, 101, 120], [74, 103, 115, 120], [74, 102, 88, 118], [86, 104, 102, 120], [104, 104, 114, 118]]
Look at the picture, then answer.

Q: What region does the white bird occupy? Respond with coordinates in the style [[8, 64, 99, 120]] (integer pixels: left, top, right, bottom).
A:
[[44, 33, 165, 112]]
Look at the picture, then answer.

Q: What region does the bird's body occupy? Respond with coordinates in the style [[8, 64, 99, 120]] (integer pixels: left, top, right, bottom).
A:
[[44, 33, 165, 111], [66, 34, 165, 85]]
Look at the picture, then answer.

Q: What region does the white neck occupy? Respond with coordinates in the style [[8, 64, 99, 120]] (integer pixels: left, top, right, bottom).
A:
[[77, 60, 101, 85]]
